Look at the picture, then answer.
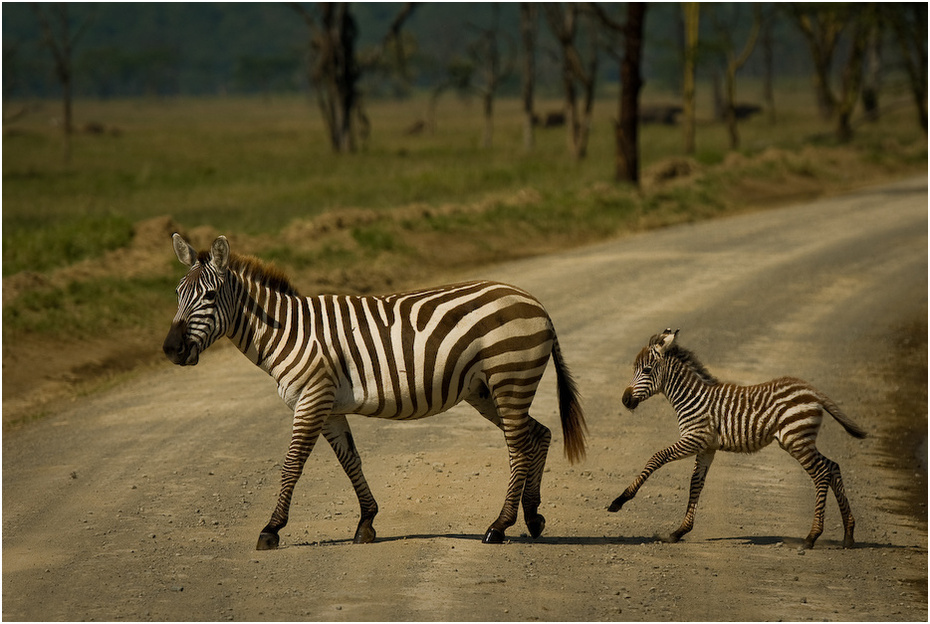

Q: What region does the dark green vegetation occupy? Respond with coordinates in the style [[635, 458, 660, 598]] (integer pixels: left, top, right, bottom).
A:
[[2, 91, 926, 427]]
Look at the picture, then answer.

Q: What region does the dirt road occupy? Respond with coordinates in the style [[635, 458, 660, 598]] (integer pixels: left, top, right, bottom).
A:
[[3, 177, 926, 621]]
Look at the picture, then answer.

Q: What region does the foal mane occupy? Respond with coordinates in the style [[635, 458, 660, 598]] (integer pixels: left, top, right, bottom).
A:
[[647, 333, 719, 385], [227, 252, 301, 297]]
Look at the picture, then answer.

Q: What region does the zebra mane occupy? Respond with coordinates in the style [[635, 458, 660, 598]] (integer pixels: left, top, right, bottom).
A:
[[227, 252, 301, 297], [664, 343, 720, 385]]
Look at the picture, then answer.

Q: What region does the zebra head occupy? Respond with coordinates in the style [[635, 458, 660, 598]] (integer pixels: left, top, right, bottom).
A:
[[163, 234, 231, 367], [621, 328, 679, 410]]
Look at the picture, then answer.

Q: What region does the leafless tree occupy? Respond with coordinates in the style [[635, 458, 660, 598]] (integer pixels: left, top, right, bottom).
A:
[[520, 3, 538, 152], [885, 4, 928, 135], [466, 5, 515, 149], [783, 3, 848, 121], [290, 2, 417, 153], [710, 4, 761, 149], [544, 3, 599, 160], [32, 2, 94, 163], [682, 2, 700, 155], [590, 2, 647, 184]]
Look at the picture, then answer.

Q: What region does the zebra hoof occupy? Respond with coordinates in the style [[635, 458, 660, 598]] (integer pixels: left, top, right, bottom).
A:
[[482, 527, 506, 544], [527, 514, 546, 539], [256, 531, 280, 550], [607, 495, 627, 512], [353, 523, 376, 544]]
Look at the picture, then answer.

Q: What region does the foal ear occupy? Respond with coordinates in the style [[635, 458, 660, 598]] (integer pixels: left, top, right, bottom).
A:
[[172, 233, 197, 267], [656, 328, 679, 353], [210, 235, 230, 272]]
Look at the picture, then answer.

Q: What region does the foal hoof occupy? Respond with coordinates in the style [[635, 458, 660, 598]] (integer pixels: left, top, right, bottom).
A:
[[607, 496, 627, 512], [527, 514, 546, 539], [256, 531, 280, 550], [483, 527, 506, 544]]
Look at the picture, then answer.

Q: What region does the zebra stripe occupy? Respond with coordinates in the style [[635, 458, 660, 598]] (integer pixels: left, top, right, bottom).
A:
[[164, 234, 586, 549], [611, 328, 865, 549]]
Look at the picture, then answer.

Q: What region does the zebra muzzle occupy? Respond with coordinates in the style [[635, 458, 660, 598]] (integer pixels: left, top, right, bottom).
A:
[[163, 322, 199, 366], [621, 387, 639, 410]]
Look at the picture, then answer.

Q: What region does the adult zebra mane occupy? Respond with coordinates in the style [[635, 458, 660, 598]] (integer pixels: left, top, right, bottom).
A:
[[220, 251, 301, 297]]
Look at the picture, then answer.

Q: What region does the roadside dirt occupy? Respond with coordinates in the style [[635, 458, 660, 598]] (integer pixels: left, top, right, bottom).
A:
[[3, 178, 926, 621]]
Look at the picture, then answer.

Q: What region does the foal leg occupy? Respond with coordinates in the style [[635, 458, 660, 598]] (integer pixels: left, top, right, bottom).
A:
[[609, 435, 704, 512], [321, 415, 379, 544], [664, 449, 716, 543], [826, 456, 857, 548], [786, 443, 832, 549]]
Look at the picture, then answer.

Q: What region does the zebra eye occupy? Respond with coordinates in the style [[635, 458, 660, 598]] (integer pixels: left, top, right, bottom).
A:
[[203, 290, 217, 302], [641, 366, 653, 375]]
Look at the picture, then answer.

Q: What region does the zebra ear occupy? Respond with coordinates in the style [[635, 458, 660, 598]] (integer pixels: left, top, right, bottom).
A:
[[656, 328, 679, 353], [172, 233, 197, 267], [210, 236, 230, 272]]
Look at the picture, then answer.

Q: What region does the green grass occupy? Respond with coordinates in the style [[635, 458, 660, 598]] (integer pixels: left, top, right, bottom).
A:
[[2, 89, 926, 345]]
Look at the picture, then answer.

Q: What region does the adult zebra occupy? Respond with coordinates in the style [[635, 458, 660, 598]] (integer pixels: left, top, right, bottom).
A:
[[163, 234, 586, 549], [610, 329, 866, 549]]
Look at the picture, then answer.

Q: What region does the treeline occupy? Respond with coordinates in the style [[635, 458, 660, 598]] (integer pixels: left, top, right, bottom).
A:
[[5, 3, 927, 178], [6, 2, 821, 99]]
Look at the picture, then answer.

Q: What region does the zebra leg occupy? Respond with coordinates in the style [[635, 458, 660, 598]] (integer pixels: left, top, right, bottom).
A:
[[484, 412, 535, 544], [786, 444, 832, 549], [521, 417, 552, 539], [665, 449, 716, 543], [257, 392, 333, 550], [321, 415, 379, 544], [825, 456, 857, 548], [609, 437, 702, 512]]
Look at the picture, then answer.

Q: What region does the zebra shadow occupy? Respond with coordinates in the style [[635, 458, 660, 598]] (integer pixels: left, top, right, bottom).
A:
[[704, 535, 907, 550], [293, 533, 655, 547]]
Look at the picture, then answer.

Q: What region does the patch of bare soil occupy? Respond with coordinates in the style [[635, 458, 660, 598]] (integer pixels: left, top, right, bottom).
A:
[[2, 146, 925, 431]]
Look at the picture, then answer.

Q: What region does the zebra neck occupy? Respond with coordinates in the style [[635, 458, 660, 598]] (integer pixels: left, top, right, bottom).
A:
[[662, 357, 714, 413], [226, 273, 296, 368]]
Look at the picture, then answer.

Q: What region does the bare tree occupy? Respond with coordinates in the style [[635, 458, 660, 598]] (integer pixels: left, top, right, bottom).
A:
[[885, 4, 928, 135], [783, 3, 848, 120], [834, 6, 871, 142], [711, 4, 761, 149], [544, 3, 599, 160], [590, 2, 647, 184], [290, 2, 416, 153], [682, 2, 700, 155], [32, 2, 94, 163], [520, 3, 538, 152], [759, 6, 777, 124], [467, 5, 515, 149]]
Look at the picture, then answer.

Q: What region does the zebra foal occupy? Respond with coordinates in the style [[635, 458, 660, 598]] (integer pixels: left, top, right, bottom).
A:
[[163, 234, 586, 549], [609, 329, 866, 549]]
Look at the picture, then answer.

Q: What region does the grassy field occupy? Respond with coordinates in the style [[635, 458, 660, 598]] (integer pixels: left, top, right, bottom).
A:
[[2, 87, 926, 425]]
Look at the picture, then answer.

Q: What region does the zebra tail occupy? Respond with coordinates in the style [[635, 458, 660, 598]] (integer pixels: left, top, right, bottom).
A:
[[819, 392, 867, 439], [551, 334, 587, 463]]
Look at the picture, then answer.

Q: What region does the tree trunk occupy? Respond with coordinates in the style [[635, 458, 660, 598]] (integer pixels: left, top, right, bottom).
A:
[[761, 14, 776, 124], [615, 3, 646, 184], [682, 2, 700, 155], [835, 10, 869, 143], [520, 3, 537, 152]]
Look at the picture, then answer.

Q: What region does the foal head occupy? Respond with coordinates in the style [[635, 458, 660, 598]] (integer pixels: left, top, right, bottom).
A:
[[621, 328, 679, 410]]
